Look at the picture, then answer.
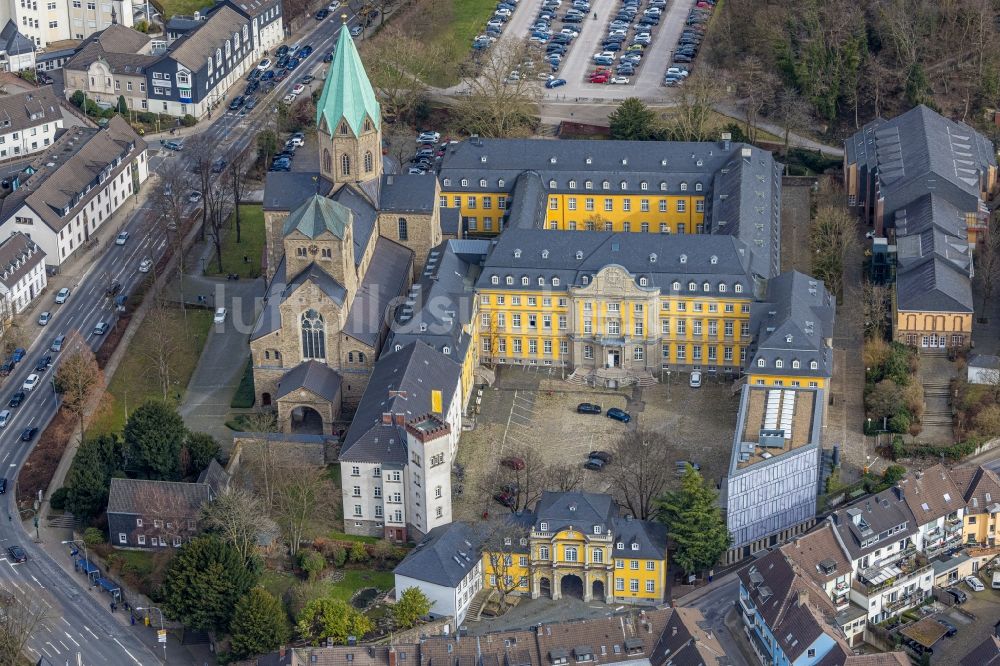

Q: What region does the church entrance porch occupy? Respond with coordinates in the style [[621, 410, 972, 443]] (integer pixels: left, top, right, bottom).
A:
[[289, 405, 325, 434], [592, 580, 605, 601], [559, 574, 584, 600]]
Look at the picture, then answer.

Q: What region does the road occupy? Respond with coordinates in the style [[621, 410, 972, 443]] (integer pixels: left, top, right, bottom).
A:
[[0, 11, 361, 665], [678, 576, 750, 666]]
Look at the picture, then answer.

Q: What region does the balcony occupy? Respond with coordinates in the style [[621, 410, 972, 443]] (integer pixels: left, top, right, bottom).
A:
[[857, 553, 930, 595]]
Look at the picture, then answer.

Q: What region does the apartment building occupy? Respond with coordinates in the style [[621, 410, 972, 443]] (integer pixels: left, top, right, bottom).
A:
[[0, 85, 62, 159], [62, 24, 155, 111], [0, 0, 133, 48], [952, 465, 1000, 548], [0, 116, 147, 266], [0, 230, 44, 320], [897, 464, 965, 557]]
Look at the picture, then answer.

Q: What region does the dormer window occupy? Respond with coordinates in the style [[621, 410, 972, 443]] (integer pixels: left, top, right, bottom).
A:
[[549, 179, 557, 188], [594, 526, 601, 534], [575, 250, 583, 260], [540, 522, 548, 531], [631, 543, 639, 551], [620, 181, 627, 190], [639, 277, 648, 286], [680, 182, 688, 191], [569, 180, 576, 189], [679, 254, 687, 264], [792, 360, 800, 369], [585, 156, 592, 164], [552, 277, 560, 286], [719, 283, 727, 293], [443, 346, 451, 355], [522, 276, 530, 285], [702, 282, 710, 292], [616, 542, 623, 549], [710, 255, 718, 264], [695, 182, 703, 192], [479, 179, 487, 187], [649, 253, 657, 263], [443, 178, 451, 186], [758, 358, 766, 367], [582, 275, 590, 285], [549, 157, 557, 164], [542, 249, 550, 259], [492, 275, 499, 285], [672, 281, 680, 291], [602, 180, 610, 190], [659, 182, 667, 191], [640, 181, 647, 190], [810, 361, 818, 370], [775, 359, 783, 369], [506, 276, 514, 285], [734, 284, 744, 294], [585, 180, 592, 190], [514, 249, 522, 258], [538, 277, 544, 286], [498, 179, 505, 187], [461, 179, 469, 187]]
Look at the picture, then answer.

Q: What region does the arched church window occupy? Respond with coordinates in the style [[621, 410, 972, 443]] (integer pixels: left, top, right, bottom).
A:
[[358, 352, 366, 363], [364, 118, 372, 132], [341, 154, 351, 176], [323, 149, 332, 174], [339, 122, 350, 136], [364, 151, 373, 173], [398, 217, 408, 241], [301, 309, 326, 359]]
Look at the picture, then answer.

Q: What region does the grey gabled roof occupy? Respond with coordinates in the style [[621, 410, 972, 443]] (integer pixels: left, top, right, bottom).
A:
[[394, 522, 484, 587], [0, 232, 45, 290], [275, 360, 342, 403], [342, 238, 412, 347], [283, 194, 350, 240], [263, 171, 330, 212], [891, 193, 967, 240], [166, 5, 249, 71], [829, 486, 918, 559], [339, 341, 461, 464], [196, 459, 230, 494], [533, 491, 617, 533], [968, 353, 1000, 370], [611, 515, 667, 560], [107, 477, 211, 516], [0, 87, 61, 137], [331, 184, 378, 269], [0, 20, 35, 56], [507, 170, 547, 229], [285, 261, 347, 306], [378, 173, 437, 213], [751, 271, 835, 378], [477, 229, 753, 297], [895, 254, 973, 313]]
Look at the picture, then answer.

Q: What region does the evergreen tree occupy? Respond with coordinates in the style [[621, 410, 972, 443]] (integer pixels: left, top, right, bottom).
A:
[[657, 466, 731, 575], [608, 98, 659, 141], [64, 434, 126, 520], [124, 401, 187, 480], [296, 598, 372, 646], [162, 535, 258, 632], [393, 587, 432, 629], [117, 95, 128, 114], [183, 432, 219, 476], [229, 588, 290, 660]]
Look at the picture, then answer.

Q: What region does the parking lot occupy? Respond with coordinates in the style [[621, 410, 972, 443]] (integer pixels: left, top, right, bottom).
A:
[[923, 586, 1000, 664], [453, 367, 739, 520]]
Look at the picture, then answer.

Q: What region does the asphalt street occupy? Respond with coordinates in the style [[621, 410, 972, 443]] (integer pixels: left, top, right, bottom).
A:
[[0, 11, 361, 665]]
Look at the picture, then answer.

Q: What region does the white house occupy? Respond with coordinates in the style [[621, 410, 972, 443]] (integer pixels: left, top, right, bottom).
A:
[[0, 20, 34, 71], [898, 464, 966, 558], [968, 353, 1000, 386], [0, 0, 133, 49], [0, 231, 45, 319], [0, 86, 64, 160], [0, 116, 147, 266], [393, 521, 484, 627]]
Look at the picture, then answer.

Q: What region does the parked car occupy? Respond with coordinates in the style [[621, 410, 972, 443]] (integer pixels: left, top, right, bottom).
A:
[[34, 354, 51, 371], [51, 335, 65, 353], [37, 311, 51, 326], [11, 348, 24, 362], [493, 491, 516, 508], [55, 287, 70, 304], [22, 374, 38, 392], [584, 457, 605, 471], [0, 411, 9, 428], [93, 322, 109, 335], [6, 545, 26, 563], [139, 257, 153, 273], [214, 307, 227, 323], [162, 140, 183, 151], [350, 26, 363, 36], [229, 95, 245, 111], [935, 618, 957, 637], [211, 158, 227, 173], [545, 78, 567, 88], [315, 8, 328, 19], [276, 45, 289, 57], [675, 460, 701, 475], [115, 231, 129, 245], [188, 191, 202, 203], [606, 408, 631, 423], [0, 478, 5, 494], [20, 427, 38, 442], [945, 587, 967, 604], [417, 131, 441, 143], [502, 456, 526, 470], [258, 58, 272, 70], [8, 391, 24, 408], [589, 450, 612, 463], [577, 402, 602, 414], [689, 371, 702, 388], [965, 575, 985, 592]]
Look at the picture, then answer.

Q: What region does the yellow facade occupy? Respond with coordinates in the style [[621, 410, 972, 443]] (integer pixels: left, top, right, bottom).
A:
[[963, 510, 1000, 547], [894, 310, 972, 351], [747, 373, 827, 390], [439, 191, 706, 236]]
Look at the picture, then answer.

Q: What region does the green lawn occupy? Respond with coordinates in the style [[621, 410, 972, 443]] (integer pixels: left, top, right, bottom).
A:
[[261, 570, 297, 599], [90, 307, 213, 436], [261, 568, 394, 604], [429, 0, 497, 86], [204, 205, 265, 279], [156, 0, 213, 19], [114, 549, 155, 574]]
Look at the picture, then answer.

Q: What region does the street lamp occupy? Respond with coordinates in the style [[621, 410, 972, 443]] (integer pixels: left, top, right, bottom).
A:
[[136, 606, 167, 663]]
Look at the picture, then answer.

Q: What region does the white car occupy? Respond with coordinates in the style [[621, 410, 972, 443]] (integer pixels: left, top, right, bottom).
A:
[[54, 287, 70, 304], [0, 410, 9, 428], [22, 374, 39, 392], [257, 58, 271, 70], [188, 191, 202, 203], [666, 67, 689, 78], [689, 371, 702, 388], [416, 131, 440, 143], [283, 93, 296, 104], [965, 575, 985, 592], [327, 1, 340, 10], [214, 307, 227, 324], [115, 231, 129, 245], [288, 134, 305, 147], [609, 76, 630, 84], [594, 51, 617, 59], [292, 83, 306, 95], [350, 26, 362, 37], [139, 257, 153, 273]]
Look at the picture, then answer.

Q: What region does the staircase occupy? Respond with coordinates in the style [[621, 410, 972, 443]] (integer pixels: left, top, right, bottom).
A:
[[465, 588, 495, 622], [922, 381, 953, 426], [921, 347, 950, 358], [537, 124, 559, 137], [567, 369, 592, 386], [46, 513, 81, 529]]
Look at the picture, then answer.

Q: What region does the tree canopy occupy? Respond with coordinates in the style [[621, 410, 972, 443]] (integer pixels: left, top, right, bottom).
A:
[[609, 98, 661, 141], [64, 434, 127, 520], [229, 587, 290, 660], [296, 597, 373, 646], [124, 400, 187, 480], [657, 466, 731, 575], [393, 587, 432, 629]]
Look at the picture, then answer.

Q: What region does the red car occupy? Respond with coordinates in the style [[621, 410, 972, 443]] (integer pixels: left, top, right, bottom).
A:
[[590, 75, 609, 84], [493, 491, 516, 508], [501, 457, 525, 470]]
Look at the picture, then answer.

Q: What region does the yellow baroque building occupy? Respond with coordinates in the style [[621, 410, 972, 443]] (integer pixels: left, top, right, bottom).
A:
[[481, 492, 668, 604]]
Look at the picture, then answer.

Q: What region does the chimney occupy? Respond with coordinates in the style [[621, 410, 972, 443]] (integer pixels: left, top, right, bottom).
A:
[[394, 413, 405, 426], [720, 131, 731, 151], [797, 590, 809, 608], [389, 647, 397, 666], [387, 175, 394, 185]]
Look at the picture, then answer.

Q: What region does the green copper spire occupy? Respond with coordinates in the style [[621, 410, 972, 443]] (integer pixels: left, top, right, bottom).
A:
[[316, 20, 381, 137]]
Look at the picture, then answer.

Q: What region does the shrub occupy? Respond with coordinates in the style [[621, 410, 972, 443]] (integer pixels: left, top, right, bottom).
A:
[[889, 411, 911, 434], [349, 541, 368, 563], [181, 114, 197, 127], [136, 111, 157, 124], [49, 487, 69, 511], [298, 549, 326, 582], [330, 544, 347, 567], [83, 527, 104, 547]]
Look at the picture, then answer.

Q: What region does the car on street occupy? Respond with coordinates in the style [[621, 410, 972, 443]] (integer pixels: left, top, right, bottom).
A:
[[229, 96, 245, 111], [188, 191, 203, 203], [965, 575, 985, 592], [22, 374, 39, 392], [689, 370, 702, 388], [315, 8, 328, 19], [502, 456, 526, 470], [577, 402, 601, 414], [35, 355, 52, 372], [50, 335, 64, 353], [945, 587, 967, 604], [11, 348, 24, 363], [288, 133, 305, 146], [20, 427, 38, 442], [162, 140, 183, 151], [211, 158, 227, 173], [115, 231, 129, 245], [258, 58, 271, 70], [93, 322, 109, 335], [606, 407, 630, 423], [37, 311, 51, 325], [350, 26, 362, 36], [0, 411, 9, 428], [8, 391, 24, 408], [139, 257, 153, 273], [417, 131, 441, 143], [493, 491, 516, 508], [0, 478, 4, 495], [584, 457, 605, 471], [283, 93, 296, 104], [292, 83, 306, 95], [276, 45, 289, 57], [214, 307, 227, 323], [6, 546, 25, 563], [55, 287, 70, 304], [299, 45, 314, 57], [324, 51, 334, 62]]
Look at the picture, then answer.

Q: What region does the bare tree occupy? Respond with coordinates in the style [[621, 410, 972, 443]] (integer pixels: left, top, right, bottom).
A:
[[225, 147, 252, 246], [810, 202, 859, 300], [606, 430, 672, 520], [770, 86, 812, 155], [859, 280, 891, 340], [542, 462, 584, 493], [454, 39, 540, 138], [1, 314, 26, 355], [272, 463, 335, 557], [0, 588, 50, 664], [189, 143, 214, 242], [54, 335, 103, 440], [499, 445, 549, 513], [976, 225, 1000, 322], [477, 516, 528, 612], [361, 25, 438, 120], [202, 486, 278, 566], [383, 121, 416, 170], [139, 299, 180, 399], [735, 55, 779, 143], [205, 182, 234, 274], [663, 70, 724, 142], [239, 411, 280, 507]]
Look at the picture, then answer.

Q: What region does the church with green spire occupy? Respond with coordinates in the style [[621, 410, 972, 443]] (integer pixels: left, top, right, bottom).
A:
[[251, 24, 445, 431]]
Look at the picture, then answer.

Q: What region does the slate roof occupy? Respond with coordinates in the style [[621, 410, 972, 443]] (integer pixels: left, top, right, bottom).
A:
[[107, 478, 211, 516], [339, 341, 461, 464], [331, 184, 378, 268], [477, 228, 753, 297], [166, 16, 204, 35], [961, 635, 1000, 666], [283, 194, 350, 240], [895, 254, 973, 313], [64, 24, 157, 74], [898, 464, 964, 525], [507, 170, 547, 230], [781, 522, 851, 586], [0, 20, 35, 56], [968, 353, 1000, 370], [285, 261, 348, 306], [0, 117, 146, 233], [533, 491, 617, 534], [440, 207, 460, 237], [890, 193, 967, 239], [394, 521, 483, 587], [0, 232, 44, 290], [829, 486, 917, 560], [316, 26, 380, 137], [611, 515, 667, 561], [167, 5, 249, 71], [196, 459, 231, 494], [378, 174, 436, 213], [263, 171, 329, 211], [959, 466, 1000, 515], [0, 87, 61, 136], [342, 237, 412, 347], [275, 360, 343, 403], [750, 271, 835, 378]]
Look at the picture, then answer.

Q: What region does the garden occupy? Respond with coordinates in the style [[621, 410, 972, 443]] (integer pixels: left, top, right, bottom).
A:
[[863, 339, 924, 436]]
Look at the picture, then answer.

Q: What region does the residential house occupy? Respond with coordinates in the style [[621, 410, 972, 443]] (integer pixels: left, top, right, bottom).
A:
[[844, 105, 997, 351], [0, 86, 63, 159], [724, 384, 825, 565], [392, 521, 484, 626], [62, 24, 156, 112], [0, 230, 45, 321], [897, 464, 965, 557], [953, 465, 1000, 548], [967, 353, 1000, 385], [107, 477, 214, 549], [827, 487, 933, 624], [0, 0, 134, 48], [0, 20, 33, 70], [0, 116, 148, 266], [961, 634, 1000, 666]]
